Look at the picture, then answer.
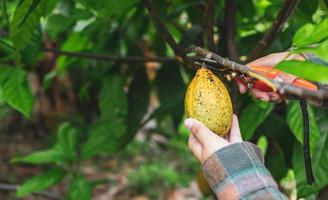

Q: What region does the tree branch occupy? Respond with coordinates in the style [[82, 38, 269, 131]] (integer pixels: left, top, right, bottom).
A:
[[247, 0, 300, 62], [143, 0, 188, 63], [0, 183, 63, 200], [325, 0, 328, 7], [204, 0, 215, 51], [222, 0, 239, 61], [188, 46, 328, 104], [221, 0, 241, 113], [41, 48, 177, 63]]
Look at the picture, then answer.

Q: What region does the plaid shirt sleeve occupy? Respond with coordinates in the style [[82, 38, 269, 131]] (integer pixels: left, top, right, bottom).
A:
[[201, 142, 288, 200]]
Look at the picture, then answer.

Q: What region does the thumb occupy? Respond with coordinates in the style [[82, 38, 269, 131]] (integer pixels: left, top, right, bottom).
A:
[[184, 118, 226, 146], [229, 114, 243, 143]]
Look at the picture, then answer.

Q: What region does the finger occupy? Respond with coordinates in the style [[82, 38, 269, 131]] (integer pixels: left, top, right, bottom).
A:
[[247, 57, 273, 67], [247, 52, 288, 67], [237, 81, 247, 94], [184, 118, 226, 146], [250, 89, 270, 102], [188, 135, 202, 161], [268, 92, 282, 102], [229, 114, 243, 143]]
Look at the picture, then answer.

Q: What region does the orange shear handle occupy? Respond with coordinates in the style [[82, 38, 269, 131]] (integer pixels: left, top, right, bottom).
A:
[[236, 66, 318, 92]]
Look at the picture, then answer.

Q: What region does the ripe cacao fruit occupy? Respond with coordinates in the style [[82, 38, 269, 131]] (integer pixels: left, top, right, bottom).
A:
[[184, 68, 233, 137]]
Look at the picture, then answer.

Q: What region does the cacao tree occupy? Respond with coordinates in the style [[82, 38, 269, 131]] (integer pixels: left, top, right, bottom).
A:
[[0, 0, 327, 199]]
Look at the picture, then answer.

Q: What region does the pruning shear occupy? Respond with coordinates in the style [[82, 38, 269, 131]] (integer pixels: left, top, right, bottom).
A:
[[195, 57, 318, 93]]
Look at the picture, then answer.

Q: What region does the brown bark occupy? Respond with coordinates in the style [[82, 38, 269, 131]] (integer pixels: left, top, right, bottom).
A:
[[247, 0, 300, 62], [203, 0, 215, 51], [222, 0, 239, 61]]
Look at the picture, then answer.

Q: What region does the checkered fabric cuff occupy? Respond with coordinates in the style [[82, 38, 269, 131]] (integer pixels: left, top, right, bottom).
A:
[[202, 142, 286, 200]]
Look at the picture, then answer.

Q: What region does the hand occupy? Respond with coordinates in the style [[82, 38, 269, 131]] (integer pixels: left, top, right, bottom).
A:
[[237, 52, 305, 102], [184, 114, 242, 163]]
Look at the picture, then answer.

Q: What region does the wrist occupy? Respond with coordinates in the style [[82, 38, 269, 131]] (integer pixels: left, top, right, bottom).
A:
[[201, 142, 278, 197]]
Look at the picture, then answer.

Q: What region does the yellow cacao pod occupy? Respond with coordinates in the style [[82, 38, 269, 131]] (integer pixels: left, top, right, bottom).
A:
[[184, 68, 233, 137]]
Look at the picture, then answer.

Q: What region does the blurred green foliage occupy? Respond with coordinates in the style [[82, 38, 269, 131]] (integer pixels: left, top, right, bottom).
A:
[[0, 0, 327, 199]]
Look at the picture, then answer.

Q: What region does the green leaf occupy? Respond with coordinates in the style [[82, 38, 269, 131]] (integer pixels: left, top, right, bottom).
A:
[[314, 107, 328, 134], [256, 136, 268, 155], [16, 168, 66, 197], [155, 64, 186, 128], [82, 74, 128, 157], [276, 60, 328, 84], [45, 14, 75, 40], [78, 0, 137, 18], [291, 40, 328, 63], [287, 102, 320, 155], [2, 80, 34, 117], [10, 0, 42, 50], [67, 176, 92, 200], [81, 119, 127, 158], [38, 0, 60, 15], [18, 0, 42, 27], [123, 68, 150, 146], [0, 39, 16, 61], [259, 114, 295, 167], [0, 68, 35, 117], [293, 19, 328, 47], [297, 0, 319, 19], [13, 149, 64, 164], [0, 67, 13, 84], [71, 8, 94, 20], [99, 74, 128, 121], [14, 123, 79, 164], [10, 0, 59, 51], [265, 140, 288, 181], [56, 33, 89, 72], [240, 100, 275, 140], [19, 32, 42, 66], [56, 123, 79, 160]]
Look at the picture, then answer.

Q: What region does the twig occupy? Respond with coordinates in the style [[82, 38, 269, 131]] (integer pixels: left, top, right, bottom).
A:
[[0, 28, 178, 64], [247, 0, 300, 62], [325, 0, 328, 7], [220, 0, 241, 113], [222, 0, 239, 61], [187, 46, 328, 103], [300, 100, 315, 185], [143, 0, 188, 63], [203, 0, 215, 51], [0, 183, 63, 200], [2, 0, 9, 31], [42, 48, 177, 63]]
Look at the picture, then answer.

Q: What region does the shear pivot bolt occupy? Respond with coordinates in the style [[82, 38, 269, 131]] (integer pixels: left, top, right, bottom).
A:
[[247, 82, 253, 89]]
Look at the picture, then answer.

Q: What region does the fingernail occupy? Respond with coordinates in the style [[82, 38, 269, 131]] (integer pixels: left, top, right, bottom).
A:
[[184, 118, 194, 130]]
